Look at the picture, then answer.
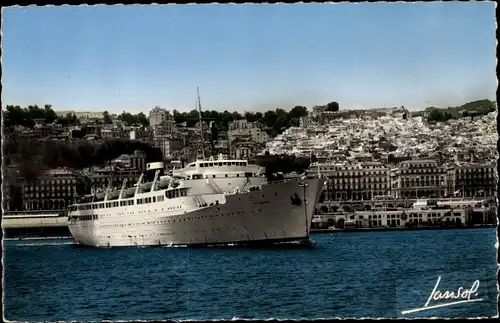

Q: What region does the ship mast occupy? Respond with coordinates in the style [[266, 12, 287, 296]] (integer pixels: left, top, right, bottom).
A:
[[197, 86, 205, 160]]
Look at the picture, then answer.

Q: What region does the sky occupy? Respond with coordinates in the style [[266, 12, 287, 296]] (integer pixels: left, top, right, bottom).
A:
[[2, 3, 497, 114]]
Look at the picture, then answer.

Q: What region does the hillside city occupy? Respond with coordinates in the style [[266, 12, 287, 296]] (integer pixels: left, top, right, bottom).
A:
[[2, 99, 498, 232]]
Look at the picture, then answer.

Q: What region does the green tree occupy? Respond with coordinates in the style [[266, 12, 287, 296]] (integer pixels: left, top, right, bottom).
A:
[[4, 104, 62, 128], [55, 113, 79, 126], [136, 112, 148, 127], [428, 109, 444, 122], [262, 110, 278, 128], [290, 117, 300, 127], [245, 111, 258, 123], [325, 101, 339, 112], [103, 111, 112, 124], [44, 104, 57, 123], [289, 105, 308, 119], [173, 109, 185, 123], [118, 111, 135, 125], [231, 111, 242, 120]]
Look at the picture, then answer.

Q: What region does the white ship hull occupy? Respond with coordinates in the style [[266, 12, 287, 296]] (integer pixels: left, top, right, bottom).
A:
[[68, 178, 324, 247]]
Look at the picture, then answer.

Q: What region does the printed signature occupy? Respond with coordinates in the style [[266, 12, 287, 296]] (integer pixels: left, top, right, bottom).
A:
[[401, 276, 482, 315]]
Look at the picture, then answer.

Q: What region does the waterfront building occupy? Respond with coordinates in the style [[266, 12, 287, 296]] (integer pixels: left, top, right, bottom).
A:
[[390, 159, 449, 199], [350, 208, 467, 228], [21, 168, 79, 211], [309, 162, 391, 202], [453, 162, 497, 198], [312, 197, 494, 229]]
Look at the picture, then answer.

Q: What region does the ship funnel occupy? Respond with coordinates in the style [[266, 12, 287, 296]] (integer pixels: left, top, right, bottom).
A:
[[146, 162, 164, 171]]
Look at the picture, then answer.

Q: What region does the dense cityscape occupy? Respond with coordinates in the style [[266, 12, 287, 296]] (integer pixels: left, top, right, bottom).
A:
[[2, 98, 497, 235]]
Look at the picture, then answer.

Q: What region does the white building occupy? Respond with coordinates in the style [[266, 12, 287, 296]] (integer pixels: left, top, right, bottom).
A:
[[56, 111, 105, 120], [229, 127, 269, 144], [149, 106, 174, 129], [228, 119, 249, 130]]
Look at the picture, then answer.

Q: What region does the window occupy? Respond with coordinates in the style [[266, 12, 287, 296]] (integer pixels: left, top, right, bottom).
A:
[[153, 197, 156, 203]]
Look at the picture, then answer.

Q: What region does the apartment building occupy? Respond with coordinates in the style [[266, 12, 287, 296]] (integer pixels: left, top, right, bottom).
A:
[[152, 135, 184, 159], [312, 162, 391, 201], [21, 168, 79, 211], [149, 106, 174, 129], [390, 159, 449, 199], [453, 162, 497, 197]]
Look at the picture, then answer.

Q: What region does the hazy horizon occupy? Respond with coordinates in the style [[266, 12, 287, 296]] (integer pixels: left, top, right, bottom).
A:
[[2, 3, 497, 115]]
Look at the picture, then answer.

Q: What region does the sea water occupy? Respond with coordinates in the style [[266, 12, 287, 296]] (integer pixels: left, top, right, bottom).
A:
[[4, 228, 497, 320]]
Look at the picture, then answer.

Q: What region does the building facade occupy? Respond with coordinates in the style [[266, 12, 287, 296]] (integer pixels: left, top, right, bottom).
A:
[[229, 139, 264, 162], [228, 127, 269, 144], [149, 106, 174, 129], [21, 169, 80, 211], [390, 159, 449, 199], [310, 162, 391, 202], [453, 162, 497, 198], [152, 135, 184, 159]]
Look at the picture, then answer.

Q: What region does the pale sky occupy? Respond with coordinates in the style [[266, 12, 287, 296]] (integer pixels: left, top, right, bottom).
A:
[[2, 3, 497, 114]]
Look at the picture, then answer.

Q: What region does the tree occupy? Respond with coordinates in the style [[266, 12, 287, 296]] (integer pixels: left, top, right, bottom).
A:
[[290, 118, 300, 127], [44, 104, 57, 123], [245, 111, 257, 123], [289, 105, 308, 119], [173, 109, 186, 124], [262, 110, 277, 128], [136, 112, 148, 127], [325, 101, 339, 112], [103, 111, 112, 124], [56, 113, 79, 126], [4, 104, 63, 128], [118, 111, 135, 125]]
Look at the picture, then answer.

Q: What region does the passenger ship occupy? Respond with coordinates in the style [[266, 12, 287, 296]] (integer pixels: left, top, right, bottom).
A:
[[68, 157, 325, 247]]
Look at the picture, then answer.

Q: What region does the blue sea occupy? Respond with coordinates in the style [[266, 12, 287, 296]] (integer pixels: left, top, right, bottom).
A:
[[4, 228, 498, 321]]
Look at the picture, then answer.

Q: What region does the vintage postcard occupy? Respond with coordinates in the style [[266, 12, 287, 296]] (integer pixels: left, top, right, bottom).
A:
[[2, 2, 498, 321]]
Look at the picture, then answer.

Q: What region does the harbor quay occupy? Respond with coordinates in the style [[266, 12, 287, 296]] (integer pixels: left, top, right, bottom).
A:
[[3, 212, 71, 238]]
